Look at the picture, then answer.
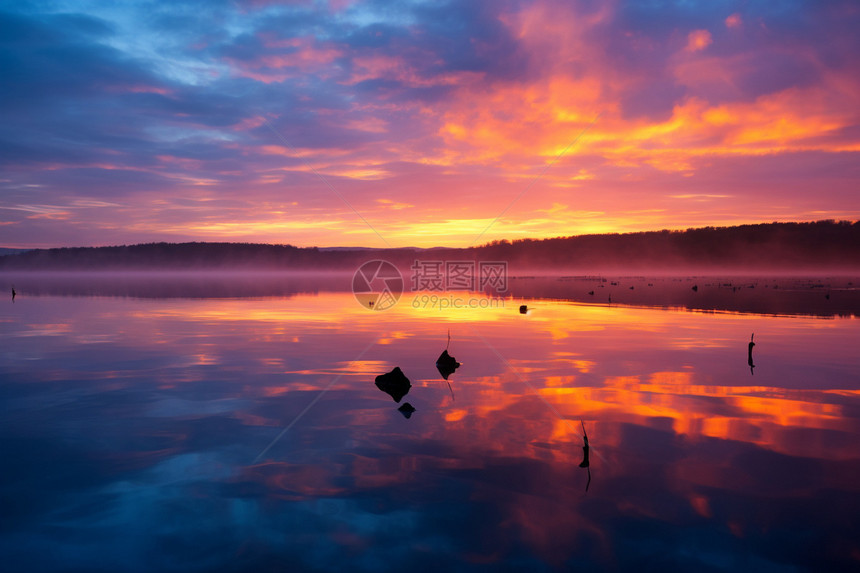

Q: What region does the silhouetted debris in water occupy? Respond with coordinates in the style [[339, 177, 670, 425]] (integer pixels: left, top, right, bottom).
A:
[[629, 286, 634, 290], [375, 367, 411, 403], [519, 305, 528, 314], [398, 403, 416, 419], [692, 285, 698, 292], [825, 293, 830, 300], [579, 420, 592, 492], [748, 333, 756, 375], [579, 422, 590, 469], [436, 330, 458, 400], [436, 349, 460, 380], [588, 290, 594, 295]]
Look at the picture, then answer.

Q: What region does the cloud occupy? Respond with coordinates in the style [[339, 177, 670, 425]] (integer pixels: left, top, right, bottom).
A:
[[725, 13, 742, 28], [1, 1, 859, 248], [685, 29, 712, 52]]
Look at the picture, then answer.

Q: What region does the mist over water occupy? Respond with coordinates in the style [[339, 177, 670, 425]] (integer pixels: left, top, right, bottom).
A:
[[2, 275, 859, 571], [3, 271, 858, 317]]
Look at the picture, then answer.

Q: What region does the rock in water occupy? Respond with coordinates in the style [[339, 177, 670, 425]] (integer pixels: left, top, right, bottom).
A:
[[375, 367, 411, 402], [436, 349, 460, 380]]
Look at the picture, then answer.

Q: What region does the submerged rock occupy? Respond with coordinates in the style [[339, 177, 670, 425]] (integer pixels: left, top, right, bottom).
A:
[[398, 402, 416, 419]]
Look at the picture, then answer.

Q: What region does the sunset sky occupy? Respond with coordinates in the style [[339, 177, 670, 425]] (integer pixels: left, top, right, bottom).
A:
[[1, 0, 859, 248]]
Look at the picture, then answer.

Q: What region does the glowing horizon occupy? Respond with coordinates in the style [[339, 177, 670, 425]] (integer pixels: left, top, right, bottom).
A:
[[2, 1, 859, 249]]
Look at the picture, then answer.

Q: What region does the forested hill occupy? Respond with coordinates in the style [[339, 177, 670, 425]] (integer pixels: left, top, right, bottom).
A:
[[476, 220, 860, 271], [1, 220, 858, 271]]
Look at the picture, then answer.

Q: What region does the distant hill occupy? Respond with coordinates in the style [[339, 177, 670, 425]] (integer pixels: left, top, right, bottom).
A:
[[1, 221, 858, 271], [0, 248, 31, 256]]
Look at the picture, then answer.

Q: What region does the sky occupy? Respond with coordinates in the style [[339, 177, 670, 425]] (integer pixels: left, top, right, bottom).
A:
[[1, 0, 859, 249]]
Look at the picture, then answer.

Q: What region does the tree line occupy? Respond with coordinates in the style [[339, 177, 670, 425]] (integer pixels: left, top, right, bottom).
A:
[[1, 220, 858, 271]]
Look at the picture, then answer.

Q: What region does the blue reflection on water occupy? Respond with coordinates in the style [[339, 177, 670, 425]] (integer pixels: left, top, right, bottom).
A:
[[1, 280, 859, 572]]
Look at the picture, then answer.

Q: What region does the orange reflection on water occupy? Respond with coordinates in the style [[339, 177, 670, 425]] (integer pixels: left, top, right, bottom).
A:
[[12, 291, 860, 465], [118, 293, 858, 462]]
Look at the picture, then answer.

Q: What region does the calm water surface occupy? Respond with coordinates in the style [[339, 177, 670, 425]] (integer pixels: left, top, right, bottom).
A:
[[2, 278, 859, 572]]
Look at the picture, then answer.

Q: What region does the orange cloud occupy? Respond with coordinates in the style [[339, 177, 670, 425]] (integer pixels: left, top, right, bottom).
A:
[[686, 29, 713, 52]]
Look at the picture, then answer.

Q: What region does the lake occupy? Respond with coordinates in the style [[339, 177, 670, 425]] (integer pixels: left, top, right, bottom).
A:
[[2, 273, 859, 572]]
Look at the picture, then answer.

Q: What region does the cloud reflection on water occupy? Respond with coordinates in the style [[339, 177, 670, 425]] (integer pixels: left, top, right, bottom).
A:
[[1, 287, 859, 571]]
